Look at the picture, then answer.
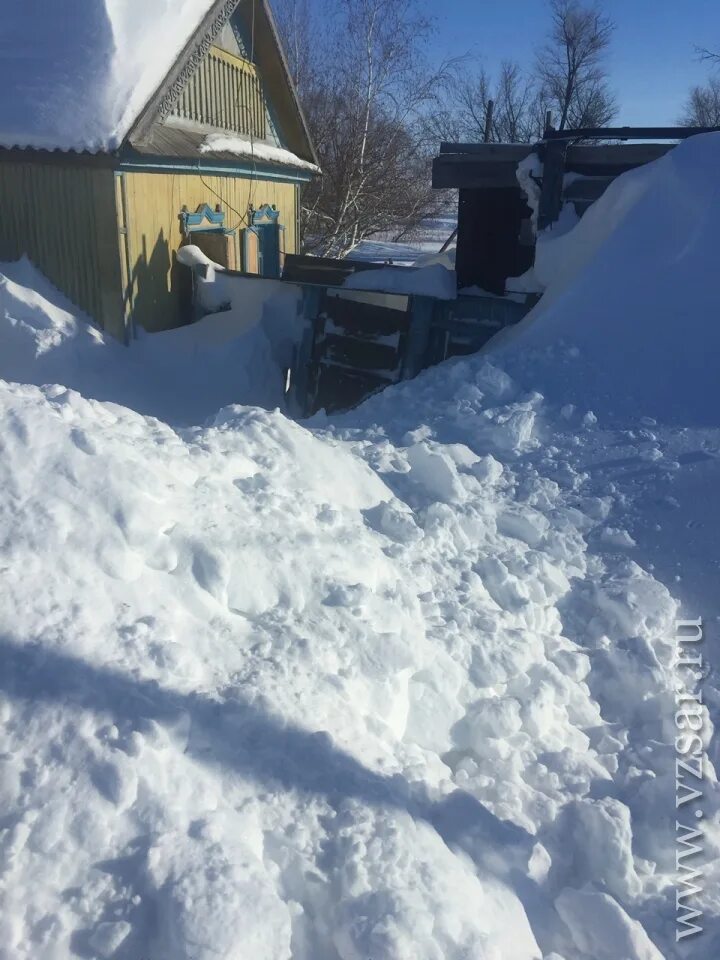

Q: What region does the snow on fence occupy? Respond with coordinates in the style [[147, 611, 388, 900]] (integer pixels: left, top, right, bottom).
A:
[[180, 252, 534, 417], [288, 270, 532, 416]]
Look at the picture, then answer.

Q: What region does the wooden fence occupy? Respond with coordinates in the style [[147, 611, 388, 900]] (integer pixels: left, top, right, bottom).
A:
[[290, 282, 532, 416], [181, 259, 534, 417]]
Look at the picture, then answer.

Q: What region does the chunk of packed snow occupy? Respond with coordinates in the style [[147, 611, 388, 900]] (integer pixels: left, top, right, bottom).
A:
[[516, 151, 542, 231], [411, 246, 457, 270], [555, 888, 664, 960], [175, 243, 219, 270]]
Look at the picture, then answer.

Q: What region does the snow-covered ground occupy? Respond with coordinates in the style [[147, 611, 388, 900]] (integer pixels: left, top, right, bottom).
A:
[[1, 136, 719, 960], [0, 257, 300, 425], [347, 216, 456, 265]]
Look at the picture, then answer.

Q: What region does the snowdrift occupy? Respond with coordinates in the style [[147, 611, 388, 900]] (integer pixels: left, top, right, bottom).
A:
[[0, 258, 298, 424], [1, 133, 720, 960], [503, 131, 720, 426], [1, 365, 686, 960]]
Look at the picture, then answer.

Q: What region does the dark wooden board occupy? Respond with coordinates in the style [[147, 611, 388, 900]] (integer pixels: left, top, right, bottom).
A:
[[312, 365, 394, 414], [321, 335, 401, 373], [283, 253, 378, 286], [321, 293, 409, 337], [456, 188, 533, 294]]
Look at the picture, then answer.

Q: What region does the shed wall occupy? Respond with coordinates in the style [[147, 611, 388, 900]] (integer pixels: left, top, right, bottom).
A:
[[0, 159, 125, 338], [456, 187, 534, 294], [122, 170, 297, 331]]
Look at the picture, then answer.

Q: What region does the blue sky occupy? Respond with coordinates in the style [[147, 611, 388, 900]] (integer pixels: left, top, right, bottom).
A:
[[430, 0, 720, 125]]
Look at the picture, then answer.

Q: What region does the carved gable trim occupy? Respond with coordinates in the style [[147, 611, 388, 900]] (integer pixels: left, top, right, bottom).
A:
[[155, 0, 239, 122], [128, 0, 241, 144]]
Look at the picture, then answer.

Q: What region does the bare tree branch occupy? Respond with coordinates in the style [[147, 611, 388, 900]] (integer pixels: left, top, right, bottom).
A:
[[696, 45, 720, 65], [680, 76, 720, 126], [274, 0, 448, 256], [423, 59, 543, 146], [535, 0, 616, 131]]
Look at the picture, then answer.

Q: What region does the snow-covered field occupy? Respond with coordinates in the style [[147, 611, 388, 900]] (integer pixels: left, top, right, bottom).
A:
[[347, 216, 457, 265], [1, 135, 719, 960]]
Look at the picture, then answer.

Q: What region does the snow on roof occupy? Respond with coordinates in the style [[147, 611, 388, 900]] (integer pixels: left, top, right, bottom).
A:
[[200, 133, 320, 172], [0, 0, 219, 153]]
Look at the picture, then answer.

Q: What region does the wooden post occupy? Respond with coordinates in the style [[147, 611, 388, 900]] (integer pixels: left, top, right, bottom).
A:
[[484, 100, 494, 143], [537, 139, 568, 231], [440, 227, 458, 253], [288, 286, 321, 417], [402, 297, 435, 380], [545, 110, 554, 136]]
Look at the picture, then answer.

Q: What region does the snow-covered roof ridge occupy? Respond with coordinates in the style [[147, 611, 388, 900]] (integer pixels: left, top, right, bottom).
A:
[[0, 0, 235, 154]]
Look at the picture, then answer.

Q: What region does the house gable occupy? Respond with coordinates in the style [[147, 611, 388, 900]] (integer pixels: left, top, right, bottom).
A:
[[214, 20, 249, 59], [167, 43, 268, 142], [127, 0, 318, 170]]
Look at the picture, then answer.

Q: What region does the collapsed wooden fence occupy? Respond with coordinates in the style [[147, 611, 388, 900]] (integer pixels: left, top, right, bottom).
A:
[[288, 275, 531, 416], [184, 255, 532, 417]]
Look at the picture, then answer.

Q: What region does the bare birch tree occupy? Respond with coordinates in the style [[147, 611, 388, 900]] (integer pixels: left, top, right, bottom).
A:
[[274, 0, 448, 256]]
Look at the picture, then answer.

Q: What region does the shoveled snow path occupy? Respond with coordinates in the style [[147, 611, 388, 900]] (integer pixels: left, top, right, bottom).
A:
[[324, 357, 720, 959]]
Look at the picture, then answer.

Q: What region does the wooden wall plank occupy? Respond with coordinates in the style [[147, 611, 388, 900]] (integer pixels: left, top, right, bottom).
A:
[[169, 45, 267, 139], [122, 170, 298, 331], [0, 160, 123, 333]]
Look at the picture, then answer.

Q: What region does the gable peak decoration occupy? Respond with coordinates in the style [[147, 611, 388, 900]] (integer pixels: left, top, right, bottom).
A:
[[131, 0, 244, 143], [156, 1, 243, 124]]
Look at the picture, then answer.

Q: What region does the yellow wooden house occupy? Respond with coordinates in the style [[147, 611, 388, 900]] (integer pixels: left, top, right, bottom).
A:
[[0, 0, 319, 341]]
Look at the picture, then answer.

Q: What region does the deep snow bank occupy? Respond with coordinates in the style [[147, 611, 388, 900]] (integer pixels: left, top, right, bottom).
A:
[[503, 132, 720, 426], [2, 134, 720, 960], [0, 258, 298, 424], [0, 359, 711, 960], [3, 354, 717, 958], [1, 376, 545, 960]]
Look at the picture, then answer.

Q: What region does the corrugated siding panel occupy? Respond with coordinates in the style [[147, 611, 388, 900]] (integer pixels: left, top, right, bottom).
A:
[[123, 170, 298, 332], [0, 160, 125, 338]]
